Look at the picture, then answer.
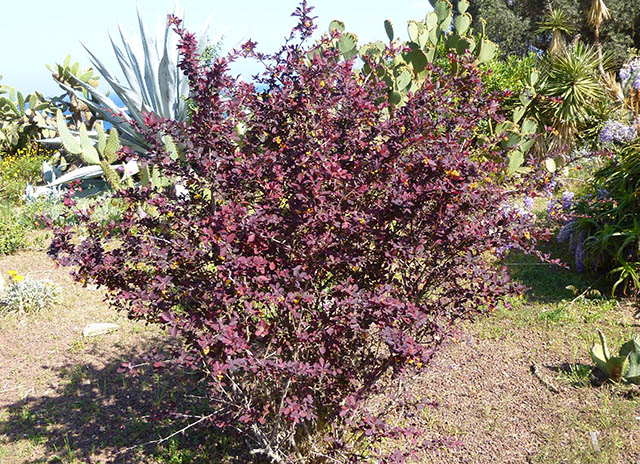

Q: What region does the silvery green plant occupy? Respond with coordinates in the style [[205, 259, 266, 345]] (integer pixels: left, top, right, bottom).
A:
[[0, 272, 60, 313], [53, 6, 221, 153], [590, 329, 640, 383]]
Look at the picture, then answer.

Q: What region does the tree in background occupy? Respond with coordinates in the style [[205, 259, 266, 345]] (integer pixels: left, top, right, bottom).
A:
[[468, 0, 640, 64]]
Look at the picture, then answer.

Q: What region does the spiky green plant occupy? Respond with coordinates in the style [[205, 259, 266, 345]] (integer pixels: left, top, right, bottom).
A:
[[541, 42, 611, 148], [536, 8, 577, 55], [590, 330, 640, 383], [587, 0, 611, 76], [53, 7, 221, 153]]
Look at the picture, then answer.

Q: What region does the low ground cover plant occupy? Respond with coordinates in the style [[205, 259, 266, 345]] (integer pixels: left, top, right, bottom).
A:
[[50, 4, 548, 462], [0, 270, 60, 313], [0, 208, 26, 256]]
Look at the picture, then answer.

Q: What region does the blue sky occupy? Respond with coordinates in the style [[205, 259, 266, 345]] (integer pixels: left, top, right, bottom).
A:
[[1, 1, 433, 97]]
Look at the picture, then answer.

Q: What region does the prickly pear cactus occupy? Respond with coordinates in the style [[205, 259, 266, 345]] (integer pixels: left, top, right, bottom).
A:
[[327, 0, 498, 110], [0, 78, 59, 152], [56, 109, 176, 191], [322, 1, 542, 173], [56, 109, 126, 191]]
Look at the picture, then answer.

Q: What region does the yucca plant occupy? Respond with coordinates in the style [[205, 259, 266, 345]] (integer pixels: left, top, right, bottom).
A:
[[536, 8, 577, 55], [587, 0, 611, 77], [541, 42, 611, 149]]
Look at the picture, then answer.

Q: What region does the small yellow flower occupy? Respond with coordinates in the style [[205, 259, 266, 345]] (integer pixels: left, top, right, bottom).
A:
[[12, 274, 24, 282]]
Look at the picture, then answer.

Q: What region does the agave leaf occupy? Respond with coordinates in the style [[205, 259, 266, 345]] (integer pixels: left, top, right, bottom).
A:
[[109, 36, 138, 91], [618, 336, 640, 358], [117, 24, 151, 105], [48, 165, 105, 187], [158, 25, 176, 118], [60, 73, 146, 133], [625, 348, 640, 384], [606, 355, 630, 380], [590, 344, 609, 374], [137, 7, 161, 113]]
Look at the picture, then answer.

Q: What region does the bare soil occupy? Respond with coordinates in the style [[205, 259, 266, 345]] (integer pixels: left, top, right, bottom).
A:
[[1, 250, 640, 463]]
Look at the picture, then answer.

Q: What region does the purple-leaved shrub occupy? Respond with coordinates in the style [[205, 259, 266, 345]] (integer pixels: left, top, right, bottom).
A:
[[50, 3, 547, 462]]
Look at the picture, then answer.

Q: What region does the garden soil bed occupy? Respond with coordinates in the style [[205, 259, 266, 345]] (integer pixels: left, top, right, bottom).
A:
[[1, 250, 639, 463]]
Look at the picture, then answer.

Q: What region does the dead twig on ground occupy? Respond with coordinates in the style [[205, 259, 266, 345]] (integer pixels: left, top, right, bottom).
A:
[[530, 363, 562, 394]]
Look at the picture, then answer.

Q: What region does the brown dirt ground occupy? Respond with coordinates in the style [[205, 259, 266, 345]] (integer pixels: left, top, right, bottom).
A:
[[1, 250, 640, 463]]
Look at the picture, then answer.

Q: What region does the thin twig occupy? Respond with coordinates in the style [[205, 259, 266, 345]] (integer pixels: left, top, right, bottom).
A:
[[530, 363, 562, 394], [561, 276, 605, 310], [118, 412, 214, 454], [0, 386, 20, 394]]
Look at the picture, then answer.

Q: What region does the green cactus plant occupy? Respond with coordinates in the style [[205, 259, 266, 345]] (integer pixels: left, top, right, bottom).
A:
[[0, 79, 59, 152], [323, 1, 543, 174], [590, 329, 640, 384], [47, 55, 102, 131], [56, 109, 127, 191], [328, 0, 498, 111], [56, 109, 176, 191]]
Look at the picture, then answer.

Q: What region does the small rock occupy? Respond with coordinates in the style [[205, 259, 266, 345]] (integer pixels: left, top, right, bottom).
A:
[[590, 431, 601, 453], [82, 323, 119, 337]]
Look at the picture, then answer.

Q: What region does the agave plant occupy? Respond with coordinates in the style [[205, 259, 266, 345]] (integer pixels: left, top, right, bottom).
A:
[[590, 330, 640, 383], [53, 6, 221, 153]]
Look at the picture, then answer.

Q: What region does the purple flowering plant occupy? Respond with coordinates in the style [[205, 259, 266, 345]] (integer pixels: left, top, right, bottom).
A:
[[552, 140, 640, 293], [49, 3, 550, 461], [600, 119, 638, 144]]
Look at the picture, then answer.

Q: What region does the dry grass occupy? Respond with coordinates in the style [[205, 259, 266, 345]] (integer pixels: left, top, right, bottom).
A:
[[1, 243, 640, 463]]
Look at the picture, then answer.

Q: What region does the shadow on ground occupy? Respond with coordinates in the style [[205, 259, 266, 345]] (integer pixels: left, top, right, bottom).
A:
[[0, 337, 255, 464], [503, 238, 611, 304]]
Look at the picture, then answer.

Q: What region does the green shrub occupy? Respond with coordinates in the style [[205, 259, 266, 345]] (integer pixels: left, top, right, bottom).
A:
[[0, 210, 26, 256], [18, 192, 125, 232], [0, 144, 50, 204], [558, 140, 640, 294], [482, 51, 539, 96], [18, 196, 68, 229]]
